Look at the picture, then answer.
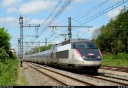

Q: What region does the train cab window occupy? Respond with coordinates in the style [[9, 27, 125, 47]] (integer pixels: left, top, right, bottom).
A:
[[72, 43, 86, 48], [72, 42, 96, 49], [86, 42, 96, 48], [76, 44, 86, 48]]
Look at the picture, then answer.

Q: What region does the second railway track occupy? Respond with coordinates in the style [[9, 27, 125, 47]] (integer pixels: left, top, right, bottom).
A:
[[83, 74, 128, 86]]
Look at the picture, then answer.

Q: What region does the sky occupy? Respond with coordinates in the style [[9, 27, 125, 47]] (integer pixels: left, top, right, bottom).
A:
[[0, 0, 128, 53]]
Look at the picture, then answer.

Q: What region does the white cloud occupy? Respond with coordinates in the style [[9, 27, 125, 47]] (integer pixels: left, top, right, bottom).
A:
[[1, 0, 21, 7], [79, 27, 98, 34], [29, 19, 45, 24], [19, 0, 56, 14], [0, 17, 18, 28], [7, 7, 17, 13], [108, 7, 122, 18]]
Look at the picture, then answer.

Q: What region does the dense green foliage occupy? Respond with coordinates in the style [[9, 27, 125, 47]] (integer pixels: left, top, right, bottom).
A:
[[0, 59, 18, 86], [25, 44, 53, 54], [0, 28, 11, 51], [102, 53, 128, 68], [0, 27, 16, 61], [92, 7, 128, 55]]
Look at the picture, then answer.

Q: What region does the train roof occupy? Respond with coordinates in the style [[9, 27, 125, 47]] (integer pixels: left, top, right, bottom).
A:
[[53, 38, 90, 46], [70, 38, 90, 42]]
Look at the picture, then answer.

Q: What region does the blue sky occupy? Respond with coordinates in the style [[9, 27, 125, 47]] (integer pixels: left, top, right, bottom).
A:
[[0, 0, 128, 53]]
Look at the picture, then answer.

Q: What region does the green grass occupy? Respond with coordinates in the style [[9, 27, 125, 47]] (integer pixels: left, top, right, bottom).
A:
[[102, 53, 128, 68], [21, 76, 28, 86], [16, 65, 28, 86], [0, 58, 18, 86]]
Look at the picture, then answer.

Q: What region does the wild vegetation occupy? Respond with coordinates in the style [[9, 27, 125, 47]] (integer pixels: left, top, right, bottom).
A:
[[92, 6, 128, 55], [0, 28, 16, 62], [25, 44, 53, 55], [92, 7, 128, 68], [0, 27, 18, 86], [0, 59, 18, 86], [102, 53, 128, 68]]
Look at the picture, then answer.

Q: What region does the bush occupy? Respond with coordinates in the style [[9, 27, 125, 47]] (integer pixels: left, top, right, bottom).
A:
[[0, 59, 18, 86], [102, 53, 128, 68], [0, 47, 8, 62], [117, 52, 128, 59]]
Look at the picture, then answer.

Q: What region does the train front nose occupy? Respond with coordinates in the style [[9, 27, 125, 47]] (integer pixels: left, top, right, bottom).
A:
[[77, 49, 102, 61]]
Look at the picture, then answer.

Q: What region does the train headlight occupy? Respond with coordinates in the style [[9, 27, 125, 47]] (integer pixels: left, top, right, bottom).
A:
[[98, 56, 101, 58], [83, 56, 86, 58]]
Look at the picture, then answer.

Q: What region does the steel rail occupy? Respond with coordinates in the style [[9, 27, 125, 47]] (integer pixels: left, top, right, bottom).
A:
[[27, 62, 96, 86], [26, 62, 68, 86], [84, 74, 128, 86]]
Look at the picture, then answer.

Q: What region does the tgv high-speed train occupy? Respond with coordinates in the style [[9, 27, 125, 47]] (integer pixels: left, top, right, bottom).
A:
[[24, 38, 102, 73]]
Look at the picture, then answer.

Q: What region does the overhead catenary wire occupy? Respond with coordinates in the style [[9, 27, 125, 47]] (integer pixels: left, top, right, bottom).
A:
[[31, 0, 73, 42], [76, 0, 128, 26], [46, 0, 110, 42], [47, 0, 128, 43]]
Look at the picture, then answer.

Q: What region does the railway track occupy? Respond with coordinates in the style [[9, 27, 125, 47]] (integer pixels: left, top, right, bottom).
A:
[[100, 74, 128, 82], [25, 62, 96, 86], [83, 74, 128, 86], [100, 66, 128, 73]]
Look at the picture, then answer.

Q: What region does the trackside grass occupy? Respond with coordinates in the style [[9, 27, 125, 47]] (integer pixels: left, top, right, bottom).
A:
[[102, 53, 128, 68], [0, 58, 18, 86]]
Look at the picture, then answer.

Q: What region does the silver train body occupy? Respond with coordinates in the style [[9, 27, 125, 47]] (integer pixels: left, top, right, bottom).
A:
[[24, 38, 102, 73]]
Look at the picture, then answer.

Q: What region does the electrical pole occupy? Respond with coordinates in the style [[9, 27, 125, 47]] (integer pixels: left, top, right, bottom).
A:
[[19, 15, 40, 67], [45, 38, 47, 46], [68, 17, 71, 40], [49, 17, 93, 40], [18, 38, 20, 61], [19, 15, 23, 67]]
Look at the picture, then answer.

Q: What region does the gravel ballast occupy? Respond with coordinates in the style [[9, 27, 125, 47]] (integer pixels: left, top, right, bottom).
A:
[[18, 62, 128, 86]]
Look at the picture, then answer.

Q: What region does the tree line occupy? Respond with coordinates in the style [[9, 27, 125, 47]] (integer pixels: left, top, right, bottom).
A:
[[25, 44, 53, 55], [92, 6, 128, 55]]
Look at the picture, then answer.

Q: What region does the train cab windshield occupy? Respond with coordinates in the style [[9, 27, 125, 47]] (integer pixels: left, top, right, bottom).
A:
[[72, 42, 97, 49]]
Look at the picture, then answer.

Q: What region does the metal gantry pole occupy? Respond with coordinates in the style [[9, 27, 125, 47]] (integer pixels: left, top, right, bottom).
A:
[[68, 17, 71, 40], [19, 15, 40, 67], [19, 15, 23, 67], [49, 17, 93, 40]]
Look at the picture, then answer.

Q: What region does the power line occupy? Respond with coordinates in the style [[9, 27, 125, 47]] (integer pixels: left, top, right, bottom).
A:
[[79, 0, 128, 25], [46, 0, 110, 42], [48, 0, 128, 43], [32, 0, 73, 42]]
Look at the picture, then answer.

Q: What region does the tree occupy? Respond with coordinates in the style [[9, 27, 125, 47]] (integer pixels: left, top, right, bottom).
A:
[[25, 44, 53, 55], [92, 8, 128, 54], [0, 27, 12, 61]]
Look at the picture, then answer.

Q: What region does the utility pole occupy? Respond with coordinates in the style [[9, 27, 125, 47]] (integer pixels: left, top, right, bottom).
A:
[[19, 15, 23, 67], [68, 17, 71, 40], [49, 17, 93, 40], [45, 38, 47, 46], [18, 38, 20, 61], [19, 15, 40, 67]]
